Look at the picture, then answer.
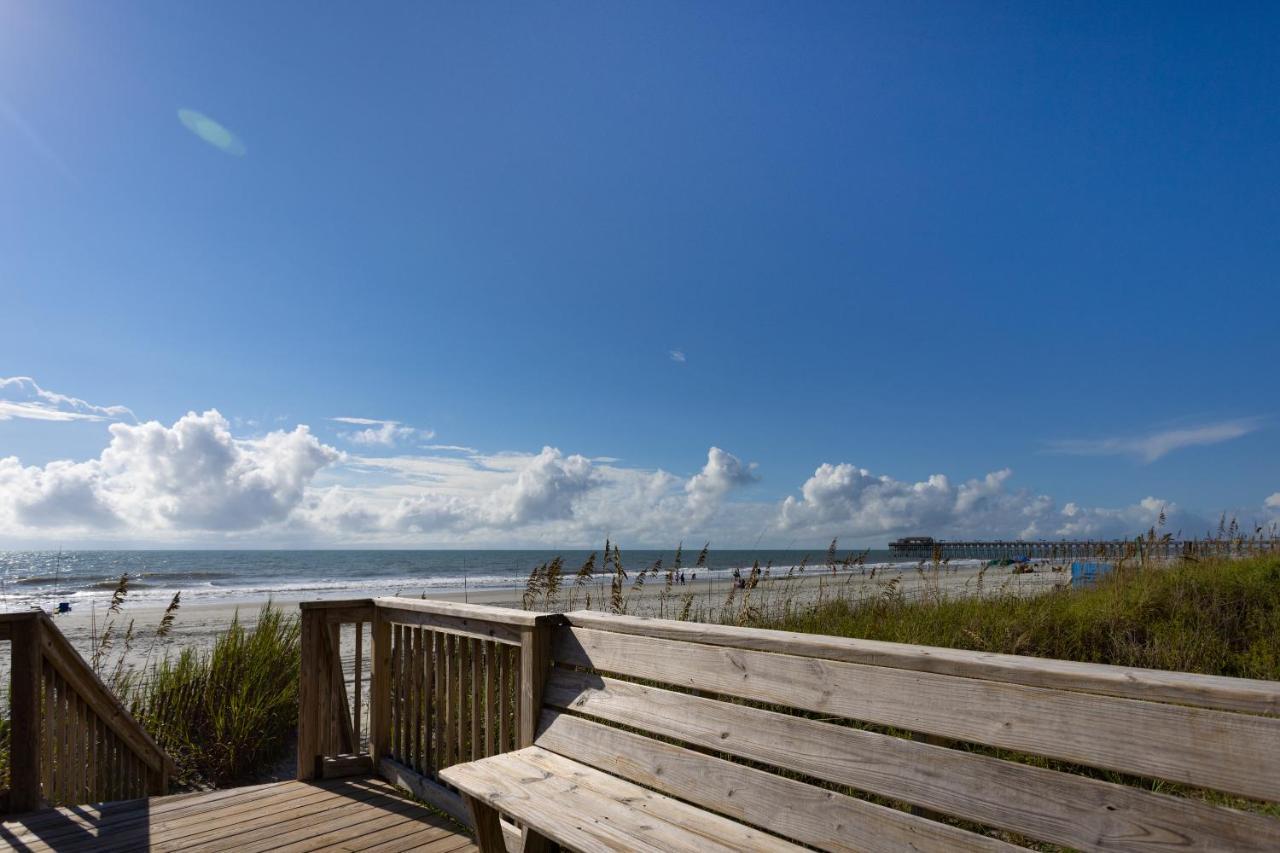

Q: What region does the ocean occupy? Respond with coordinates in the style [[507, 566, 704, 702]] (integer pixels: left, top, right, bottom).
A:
[[0, 549, 910, 611]]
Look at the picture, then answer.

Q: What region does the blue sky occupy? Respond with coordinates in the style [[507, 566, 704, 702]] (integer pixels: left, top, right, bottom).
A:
[[1, 1, 1277, 547]]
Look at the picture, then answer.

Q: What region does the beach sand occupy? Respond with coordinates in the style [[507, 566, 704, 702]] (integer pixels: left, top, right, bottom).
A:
[[50, 560, 1069, 670]]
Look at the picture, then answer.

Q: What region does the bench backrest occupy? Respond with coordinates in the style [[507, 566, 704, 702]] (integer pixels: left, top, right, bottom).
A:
[[535, 611, 1280, 853]]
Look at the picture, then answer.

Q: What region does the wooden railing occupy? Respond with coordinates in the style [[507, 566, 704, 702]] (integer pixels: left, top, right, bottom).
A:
[[301, 597, 1280, 851], [1, 611, 176, 814], [297, 598, 556, 825]]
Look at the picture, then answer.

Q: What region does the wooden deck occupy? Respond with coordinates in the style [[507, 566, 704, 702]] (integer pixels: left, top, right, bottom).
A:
[[0, 776, 477, 853]]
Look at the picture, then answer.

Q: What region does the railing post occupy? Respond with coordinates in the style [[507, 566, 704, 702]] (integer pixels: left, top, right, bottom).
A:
[[10, 615, 44, 813], [370, 606, 392, 762], [297, 606, 322, 780], [517, 616, 554, 748]]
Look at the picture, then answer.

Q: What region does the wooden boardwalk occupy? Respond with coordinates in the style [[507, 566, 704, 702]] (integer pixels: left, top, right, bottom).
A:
[[0, 776, 477, 853]]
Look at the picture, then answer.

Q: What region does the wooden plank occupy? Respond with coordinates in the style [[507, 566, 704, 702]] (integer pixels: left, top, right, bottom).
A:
[[563, 610, 1280, 715], [484, 641, 497, 757], [169, 781, 398, 852], [300, 598, 376, 611], [277, 805, 450, 853], [72, 693, 86, 804], [535, 709, 1012, 853], [338, 818, 455, 853], [353, 619, 364, 750], [379, 756, 472, 827], [377, 605, 523, 646], [180, 782, 409, 853], [391, 622, 402, 761], [3, 780, 304, 847], [371, 609, 392, 760], [442, 747, 809, 852], [364, 828, 477, 853], [100, 781, 352, 851], [458, 633, 470, 761], [443, 632, 455, 767], [9, 616, 44, 812], [412, 627, 424, 771], [470, 638, 481, 761], [518, 623, 552, 748], [41, 662, 55, 800], [373, 597, 552, 628], [297, 609, 321, 780], [424, 627, 436, 772], [433, 630, 445, 772], [38, 613, 173, 777], [546, 668, 1280, 853], [57, 672, 70, 804], [555, 625, 1280, 802], [498, 643, 509, 753]]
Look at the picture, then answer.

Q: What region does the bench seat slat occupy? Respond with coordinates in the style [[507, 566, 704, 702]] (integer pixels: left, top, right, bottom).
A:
[[440, 747, 809, 852], [555, 626, 1280, 803], [545, 667, 1280, 853], [535, 709, 1018, 853]]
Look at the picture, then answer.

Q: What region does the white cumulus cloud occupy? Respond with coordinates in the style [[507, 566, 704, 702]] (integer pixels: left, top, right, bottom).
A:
[[778, 461, 1191, 541], [0, 410, 339, 534]]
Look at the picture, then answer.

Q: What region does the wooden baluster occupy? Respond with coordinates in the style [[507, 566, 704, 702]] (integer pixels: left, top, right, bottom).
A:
[[92, 714, 103, 803], [414, 627, 426, 772], [353, 621, 363, 752], [85, 705, 95, 804], [59, 674, 72, 804], [370, 609, 391, 763], [69, 695, 82, 804], [42, 664, 56, 801], [443, 633, 455, 767], [484, 641, 496, 757], [423, 629, 435, 773], [498, 643, 509, 753], [470, 638, 481, 761], [434, 631, 446, 774], [391, 623, 401, 762], [457, 635, 469, 762]]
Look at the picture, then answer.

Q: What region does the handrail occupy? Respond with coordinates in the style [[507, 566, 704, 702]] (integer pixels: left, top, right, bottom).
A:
[[4, 611, 177, 813]]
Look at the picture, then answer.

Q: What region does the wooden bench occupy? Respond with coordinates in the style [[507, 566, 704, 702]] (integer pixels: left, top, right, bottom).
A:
[[441, 611, 1280, 852]]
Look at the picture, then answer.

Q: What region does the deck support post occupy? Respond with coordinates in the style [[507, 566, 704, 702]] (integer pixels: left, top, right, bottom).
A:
[[297, 606, 322, 780], [10, 614, 44, 813], [517, 616, 558, 853]]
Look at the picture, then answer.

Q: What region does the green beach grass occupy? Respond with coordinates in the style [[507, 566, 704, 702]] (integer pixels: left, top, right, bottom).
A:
[[751, 553, 1280, 679]]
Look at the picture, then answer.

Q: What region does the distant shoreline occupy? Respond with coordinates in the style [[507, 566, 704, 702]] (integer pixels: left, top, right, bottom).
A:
[[47, 560, 1068, 673]]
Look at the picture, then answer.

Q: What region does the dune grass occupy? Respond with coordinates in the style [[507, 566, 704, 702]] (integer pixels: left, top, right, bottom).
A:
[[752, 554, 1280, 679], [111, 603, 300, 788]]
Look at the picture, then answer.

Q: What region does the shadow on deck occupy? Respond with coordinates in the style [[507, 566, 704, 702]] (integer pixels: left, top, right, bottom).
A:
[[0, 776, 477, 852]]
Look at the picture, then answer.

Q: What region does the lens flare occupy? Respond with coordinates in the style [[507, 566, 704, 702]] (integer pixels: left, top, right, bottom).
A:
[[178, 109, 246, 156]]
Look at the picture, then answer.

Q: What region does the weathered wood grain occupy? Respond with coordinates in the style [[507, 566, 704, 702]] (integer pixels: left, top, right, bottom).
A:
[[563, 610, 1280, 714], [555, 625, 1280, 802], [536, 709, 1016, 853], [545, 667, 1280, 852]]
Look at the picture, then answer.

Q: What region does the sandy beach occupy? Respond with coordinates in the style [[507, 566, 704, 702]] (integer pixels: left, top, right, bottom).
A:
[[48, 560, 1070, 672]]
